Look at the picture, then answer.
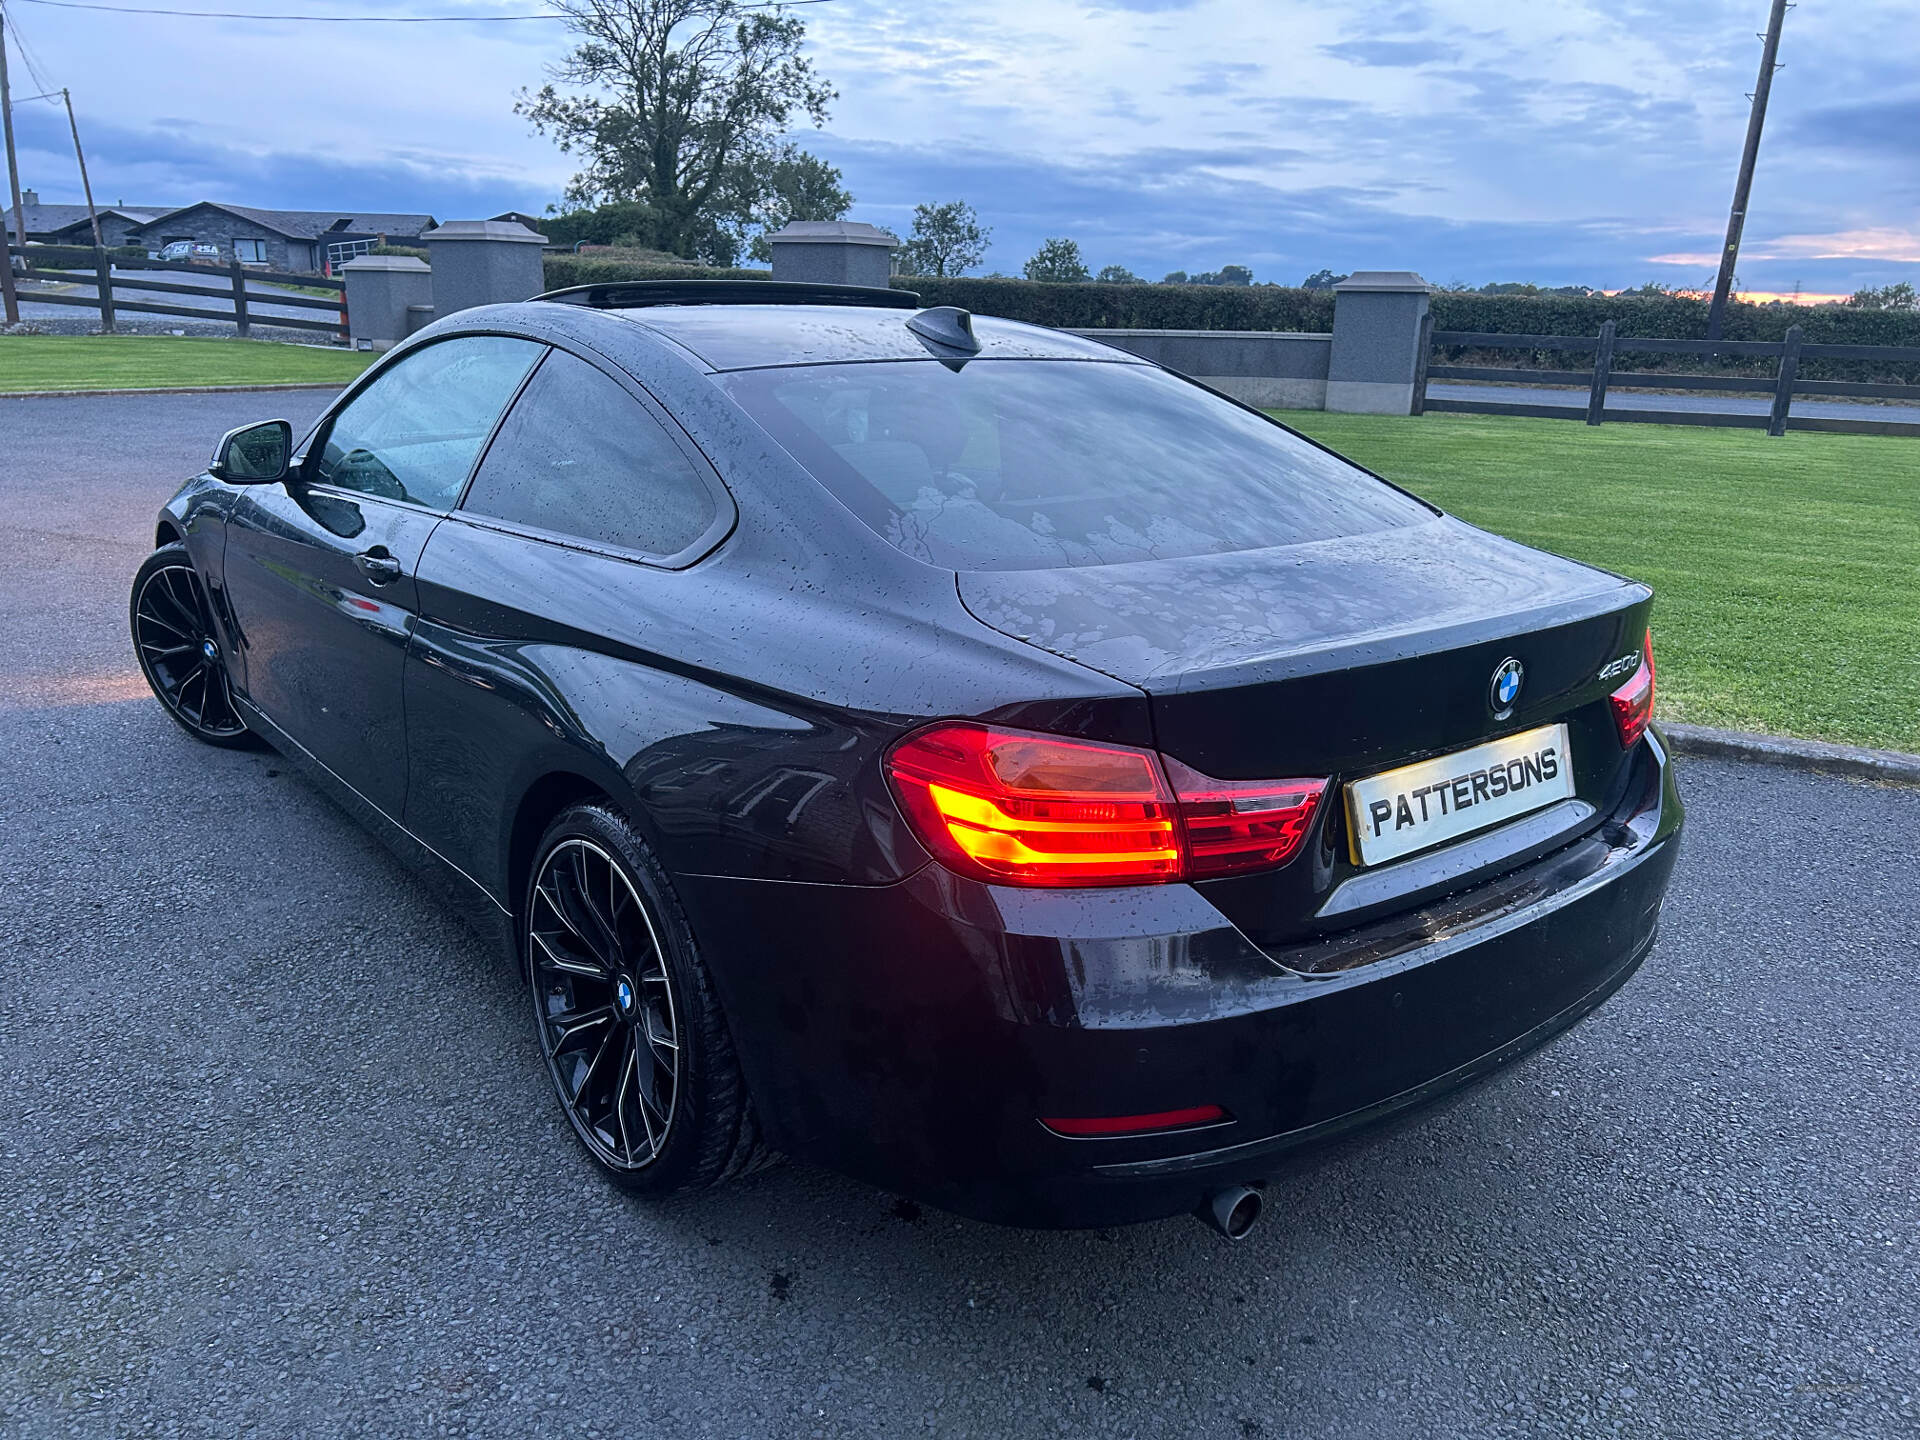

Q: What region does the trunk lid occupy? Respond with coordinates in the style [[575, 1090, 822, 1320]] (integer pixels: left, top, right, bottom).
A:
[[958, 515, 1654, 946]]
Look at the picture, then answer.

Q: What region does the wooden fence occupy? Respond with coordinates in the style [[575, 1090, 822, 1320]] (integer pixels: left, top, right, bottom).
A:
[[15, 247, 348, 343], [1420, 323, 1920, 438]]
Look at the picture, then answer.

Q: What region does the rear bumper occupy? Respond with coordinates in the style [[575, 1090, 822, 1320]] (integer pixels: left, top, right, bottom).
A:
[[679, 732, 1683, 1228]]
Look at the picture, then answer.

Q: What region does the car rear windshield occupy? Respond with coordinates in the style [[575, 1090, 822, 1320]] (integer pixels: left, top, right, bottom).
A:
[[718, 359, 1432, 571]]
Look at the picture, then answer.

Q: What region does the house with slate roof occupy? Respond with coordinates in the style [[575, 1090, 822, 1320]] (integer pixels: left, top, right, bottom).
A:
[[4, 190, 169, 248], [124, 202, 438, 272], [6, 193, 437, 273]]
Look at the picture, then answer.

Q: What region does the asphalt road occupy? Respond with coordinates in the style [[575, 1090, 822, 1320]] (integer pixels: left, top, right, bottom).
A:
[[2, 391, 1917, 1440], [16, 270, 339, 342], [1427, 382, 1920, 427]]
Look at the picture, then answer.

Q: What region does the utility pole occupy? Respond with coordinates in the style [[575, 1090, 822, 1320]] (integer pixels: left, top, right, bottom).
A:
[[1706, 0, 1791, 343], [0, 1, 20, 323], [63, 90, 100, 248]]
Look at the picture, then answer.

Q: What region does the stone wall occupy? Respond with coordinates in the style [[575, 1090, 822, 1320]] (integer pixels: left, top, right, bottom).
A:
[[1069, 329, 1333, 409]]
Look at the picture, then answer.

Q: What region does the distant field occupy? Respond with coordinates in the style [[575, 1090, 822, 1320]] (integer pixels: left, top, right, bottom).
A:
[[1276, 410, 1920, 753], [0, 336, 373, 393]]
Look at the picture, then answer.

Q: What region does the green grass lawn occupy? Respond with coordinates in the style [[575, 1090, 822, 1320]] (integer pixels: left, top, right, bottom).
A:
[[0, 335, 374, 392], [1274, 410, 1920, 753]]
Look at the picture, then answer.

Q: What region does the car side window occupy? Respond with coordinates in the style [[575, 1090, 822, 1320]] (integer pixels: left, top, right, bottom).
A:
[[460, 350, 720, 559], [313, 336, 544, 509]]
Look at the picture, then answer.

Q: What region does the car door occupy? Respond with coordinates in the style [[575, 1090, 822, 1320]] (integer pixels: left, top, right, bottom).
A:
[[402, 347, 734, 894], [223, 334, 545, 815]]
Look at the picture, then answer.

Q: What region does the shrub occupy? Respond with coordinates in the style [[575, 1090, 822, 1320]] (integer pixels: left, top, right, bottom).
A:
[[541, 255, 770, 290], [887, 276, 1336, 332], [526, 255, 1920, 381], [1427, 292, 1920, 383]]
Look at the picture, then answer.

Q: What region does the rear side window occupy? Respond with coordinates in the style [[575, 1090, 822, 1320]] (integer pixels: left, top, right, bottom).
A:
[[720, 359, 1431, 571], [314, 335, 543, 508], [461, 351, 720, 559]]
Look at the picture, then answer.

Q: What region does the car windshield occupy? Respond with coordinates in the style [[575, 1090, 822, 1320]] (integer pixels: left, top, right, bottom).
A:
[[719, 359, 1432, 571]]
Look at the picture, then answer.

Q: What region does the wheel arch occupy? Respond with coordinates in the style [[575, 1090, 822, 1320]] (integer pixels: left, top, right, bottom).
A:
[[155, 518, 184, 549], [505, 769, 617, 947]]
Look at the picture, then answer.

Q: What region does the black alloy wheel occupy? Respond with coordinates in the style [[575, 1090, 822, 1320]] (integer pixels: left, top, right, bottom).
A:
[[531, 836, 683, 1171], [525, 806, 772, 1195], [130, 545, 253, 747]]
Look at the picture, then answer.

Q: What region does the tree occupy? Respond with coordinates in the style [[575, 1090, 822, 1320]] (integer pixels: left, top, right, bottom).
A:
[[1161, 270, 1189, 285], [744, 146, 853, 262], [1847, 282, 1918, 312], [516, 0, 835, 262], [1024, 238, 1091, 284], [1096, 264, 1144, 284], [1302, 269, 1348, 290], [541, 200, 669, 250], [1177, 265, 1254, 286], [896, 201, 991, 277]]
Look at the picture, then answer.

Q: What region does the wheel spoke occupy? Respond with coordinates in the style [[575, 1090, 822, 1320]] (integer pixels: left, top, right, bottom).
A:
[[201, 664, 238, 733], [548, 1002, 614, 1050], [177, 663, 207, 724], [572, 847, 626, 966], [549, 867, 617, 971], [571, 1024, 618, 1110], [641, 1008, 679, 1070], [166, 568, 210, 632], [153, 574, 202, 638], [531, 925, 608, 982], [614, 1033, 641, 1161]]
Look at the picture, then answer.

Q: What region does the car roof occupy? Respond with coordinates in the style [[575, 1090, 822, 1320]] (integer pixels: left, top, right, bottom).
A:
[[599, 303, 1135, 373]]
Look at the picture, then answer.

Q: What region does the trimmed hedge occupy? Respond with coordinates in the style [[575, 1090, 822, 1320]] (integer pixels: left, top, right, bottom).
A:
[[541, 255, 769, 290], [531, 256, 1920, 379], [891, 276, 1338, 332], [21, 243, 150, 270], [1428, 291, 1920, 348]]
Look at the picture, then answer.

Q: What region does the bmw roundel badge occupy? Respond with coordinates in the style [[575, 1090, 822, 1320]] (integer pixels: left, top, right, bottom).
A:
[[1489, 657, 1525, 717]]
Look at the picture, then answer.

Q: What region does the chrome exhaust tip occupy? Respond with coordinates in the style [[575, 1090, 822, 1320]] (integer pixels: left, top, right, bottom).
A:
[[1196, 1184, 1263, 1241]]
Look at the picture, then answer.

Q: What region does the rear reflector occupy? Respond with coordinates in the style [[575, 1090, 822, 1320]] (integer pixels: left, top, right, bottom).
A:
[[1610, 629, 1656, 749], [1042, 1105, 1228, 1137], [886, 722, 1327, 888]]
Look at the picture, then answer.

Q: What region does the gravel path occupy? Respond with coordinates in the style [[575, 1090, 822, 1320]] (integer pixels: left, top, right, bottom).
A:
[[2, 391, 1915, 1439]]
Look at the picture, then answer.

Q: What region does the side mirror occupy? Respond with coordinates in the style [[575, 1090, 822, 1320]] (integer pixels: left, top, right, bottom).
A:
[[211, 419, 293, 484]]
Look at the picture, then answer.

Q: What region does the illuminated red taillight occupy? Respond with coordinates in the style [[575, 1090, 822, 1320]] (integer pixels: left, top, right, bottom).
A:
[[1160, 755, 1326, 881], [886, 723, 1181, 886], [885, 723, 1327, 888], [1042, 1105, 1228, 1137], [1610, 629, 1656, 749]]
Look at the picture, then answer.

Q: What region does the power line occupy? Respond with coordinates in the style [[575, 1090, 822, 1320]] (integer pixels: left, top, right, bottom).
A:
[[4, 8, 58, 95], [12, 0, 830, 19]]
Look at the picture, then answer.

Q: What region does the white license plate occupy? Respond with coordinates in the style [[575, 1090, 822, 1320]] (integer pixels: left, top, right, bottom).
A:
[[1345, 723, 1574, 867]]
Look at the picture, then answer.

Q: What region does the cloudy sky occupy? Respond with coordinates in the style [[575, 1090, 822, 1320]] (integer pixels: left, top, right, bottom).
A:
[[4, 0, 1915, 295]]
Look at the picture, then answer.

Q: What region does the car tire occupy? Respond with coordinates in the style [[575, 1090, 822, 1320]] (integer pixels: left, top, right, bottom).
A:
[[129, 543, 258, 749], [524, 803, 774, 1196]]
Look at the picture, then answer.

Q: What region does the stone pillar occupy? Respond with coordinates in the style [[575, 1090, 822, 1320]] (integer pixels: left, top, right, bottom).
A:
[[767, 221, 899, 289], [423, 219, 549, 318], [340, 254, 433, 351], [1326, 271, 1433, 414]]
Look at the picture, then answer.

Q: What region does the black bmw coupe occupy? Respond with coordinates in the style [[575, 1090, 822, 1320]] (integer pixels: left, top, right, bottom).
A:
[[131, 281, 1681, 1237]]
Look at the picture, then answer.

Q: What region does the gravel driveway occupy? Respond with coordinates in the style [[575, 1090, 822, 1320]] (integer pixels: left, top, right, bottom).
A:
[[2, 391, 1916, 1439]]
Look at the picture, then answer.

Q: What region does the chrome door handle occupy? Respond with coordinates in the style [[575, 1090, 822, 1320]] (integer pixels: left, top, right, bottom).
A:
[[354, 549, 403, 585]]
